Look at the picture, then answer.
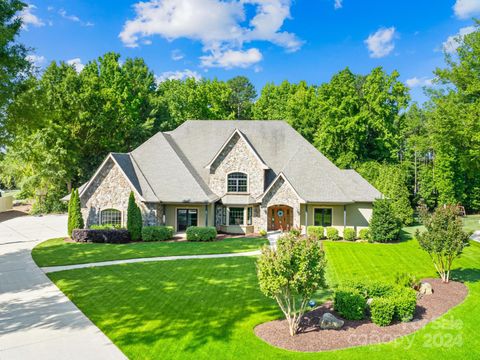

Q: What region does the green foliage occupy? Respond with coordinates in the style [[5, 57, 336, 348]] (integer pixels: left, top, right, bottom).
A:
[[417, 205, 470, 282], [256, 233, 327, 336], [307, 226, 324, 239], [343, 228, 356, 241], [67, 188, 84, 236], [391, 286, 417, 322], [259, 229, 267, 237], [370, 297, 395, 326], [127, 192, 143, 241], [227, 76, 256, 119], [186, 226, 217, 241], [341, 280, 394, 299], [326, 227, 340, 240], [394, 272, 421, 290], [370, 199, 401, 242], [142, 226, 174, 242], [333, 288, 366, 320], [359, 228, 371, 241], [90, 224, 124, 230], [289, 227, 302, 237]]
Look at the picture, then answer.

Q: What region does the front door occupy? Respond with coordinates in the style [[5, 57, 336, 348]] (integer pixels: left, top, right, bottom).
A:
[[177, 209, 198, 231], [268, 205, 293, 231]]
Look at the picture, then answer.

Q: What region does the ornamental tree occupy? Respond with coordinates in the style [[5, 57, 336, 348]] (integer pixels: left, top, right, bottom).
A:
[[256, 234, 327, 336], [416, 205, 470, 283], [127, 191, 142, 241]]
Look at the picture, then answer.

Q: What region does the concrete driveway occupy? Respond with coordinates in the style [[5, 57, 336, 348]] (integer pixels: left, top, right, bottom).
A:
[[0, 213, 126, 359]]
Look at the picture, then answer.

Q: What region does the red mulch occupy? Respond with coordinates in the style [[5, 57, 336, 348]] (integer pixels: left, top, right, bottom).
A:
[[254, 279, 468, 352]]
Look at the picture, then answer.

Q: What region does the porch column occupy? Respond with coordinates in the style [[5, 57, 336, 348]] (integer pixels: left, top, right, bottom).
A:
[[343, 205, 347, 229], [305, 205, 308, 234], [205, 204, 208, 226], [162, 204, 166, 225]]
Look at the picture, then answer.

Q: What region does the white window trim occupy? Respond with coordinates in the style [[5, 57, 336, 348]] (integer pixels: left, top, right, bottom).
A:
[[226, 206, 247, 226], [99, 207, 123, 226], [313, 207, 334, 227], [225, 171, 249, 194]]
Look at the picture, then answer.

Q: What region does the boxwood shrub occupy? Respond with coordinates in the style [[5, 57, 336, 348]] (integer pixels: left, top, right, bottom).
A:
[[359, 228, 371, 241], [72, 229, 130, 244], [370, 297, 396, 326], [90, 224, 124, 230], [142, 226, 174, 242], [343, 227, 356, 241], [186, 226, 217, 241], [326, 227, 340, 240], [341, 280, 394, 299], [333, 288, 366, 320], [307, 226, 325, 240], [392, 287, 417, 322]]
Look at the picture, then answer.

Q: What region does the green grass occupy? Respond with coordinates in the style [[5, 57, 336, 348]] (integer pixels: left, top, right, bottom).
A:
[[49, 234, 480, 359], [462, 215, 480, 233], [32, 237, 268, 267]]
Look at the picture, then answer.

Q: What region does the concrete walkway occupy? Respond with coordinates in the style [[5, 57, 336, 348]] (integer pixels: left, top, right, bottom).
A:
[[42, 250, 261, 274], [267, 231, 282, 250], [471, 230, 480, 243], [0, 213, 126, 360]]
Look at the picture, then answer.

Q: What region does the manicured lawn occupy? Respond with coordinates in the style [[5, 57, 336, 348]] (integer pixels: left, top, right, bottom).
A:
[[32, 237, 268, 267], [463, 214, 480, 233], [49, 235, 480, 359]]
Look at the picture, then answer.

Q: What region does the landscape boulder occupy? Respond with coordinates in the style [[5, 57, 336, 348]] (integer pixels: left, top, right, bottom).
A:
[[320, 312, 344, 330], [419, 282, 433, 295]]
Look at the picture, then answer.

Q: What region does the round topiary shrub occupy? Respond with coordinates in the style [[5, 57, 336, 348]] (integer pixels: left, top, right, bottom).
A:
[[343, 228, 356, 241], [392, 287, 417, 322], [326, 227, 340, 241], [370, 297, 395, 326], [307, 226, 325, 240], [334, 288, 366, 320], [359, 228, 371, 241]]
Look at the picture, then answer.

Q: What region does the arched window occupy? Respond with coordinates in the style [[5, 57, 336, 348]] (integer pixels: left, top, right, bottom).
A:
[[100, 209, 122, 226], [227, 172, 248, 192]]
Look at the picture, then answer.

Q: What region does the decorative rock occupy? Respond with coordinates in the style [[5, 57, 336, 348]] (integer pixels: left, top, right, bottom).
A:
[[366, 298, 374, 307], [420, 282, 433, 295], [320, 312, 344, 330]]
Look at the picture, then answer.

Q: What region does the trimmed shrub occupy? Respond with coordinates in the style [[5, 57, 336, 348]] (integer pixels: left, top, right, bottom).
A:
[[370, 199, 401, 243], [343, 228, 356, 241], [289, 227, 302, 237], [334, 288, 366, 320], [341, 280, 394, 299], [359, 228, 371, 241], [370, 297, 395, 326], [127, 191, 143, 241], [90, 224, 124, 230], [326, 227, 340, 240], [392, 287, 417, 322], [142, 226, 174, 242], [259, 229, 267, 237], [68, 188, 84, 236], [186, 226, 217, 241], [72, 229, 130, 244], [307, 226, 324, 240]]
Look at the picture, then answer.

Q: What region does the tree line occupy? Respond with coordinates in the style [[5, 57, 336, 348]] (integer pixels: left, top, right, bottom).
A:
[[0, 1, 479, 218]]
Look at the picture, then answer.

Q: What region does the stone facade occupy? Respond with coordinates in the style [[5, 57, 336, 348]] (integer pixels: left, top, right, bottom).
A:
[[80, 158, 161, 227], [209, 132, 265, 198]]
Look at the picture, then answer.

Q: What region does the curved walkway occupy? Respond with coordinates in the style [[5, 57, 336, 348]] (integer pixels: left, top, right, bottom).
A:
[[0, 214, 126, 360]]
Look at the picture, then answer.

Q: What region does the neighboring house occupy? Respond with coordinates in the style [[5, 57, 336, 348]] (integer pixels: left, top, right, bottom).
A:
[[72, 120, 381, 235]]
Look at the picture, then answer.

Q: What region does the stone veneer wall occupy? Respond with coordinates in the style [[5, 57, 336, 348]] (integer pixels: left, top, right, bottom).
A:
[[209, 132, 265, 198], [260, 177, 301, 230], [80, 158, 162, 227]]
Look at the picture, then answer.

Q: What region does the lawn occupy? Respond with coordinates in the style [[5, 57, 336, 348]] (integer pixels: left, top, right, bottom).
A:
[[49, 234, 480, 359], [32, 237, 268, 267]]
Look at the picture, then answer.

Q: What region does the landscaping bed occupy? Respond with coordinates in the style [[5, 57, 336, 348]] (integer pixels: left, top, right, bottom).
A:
[[254, 278, 468, 352]]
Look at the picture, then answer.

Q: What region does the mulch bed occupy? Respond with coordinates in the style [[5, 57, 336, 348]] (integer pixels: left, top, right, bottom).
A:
[[254, 278, 468, 352]]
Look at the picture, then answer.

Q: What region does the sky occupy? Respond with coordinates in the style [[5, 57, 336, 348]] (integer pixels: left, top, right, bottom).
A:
[[18, 0, 480, 103]]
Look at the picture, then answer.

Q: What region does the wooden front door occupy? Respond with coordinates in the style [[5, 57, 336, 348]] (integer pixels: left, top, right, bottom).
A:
[[268, 205, 293, 231]]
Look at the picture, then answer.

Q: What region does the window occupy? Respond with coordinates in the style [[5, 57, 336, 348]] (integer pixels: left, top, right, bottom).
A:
[[229, 207, 245, 225], [247, 207, 253, 225], [227, 172, 248, 192], [314, 208, 332, 227], [100, 209, 122, 226]]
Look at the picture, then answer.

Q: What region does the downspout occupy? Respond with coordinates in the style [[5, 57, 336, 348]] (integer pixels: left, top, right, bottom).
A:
[[305, 205, 308, 235], [205, 204, 208, 226], [343, 205, 347, 232]]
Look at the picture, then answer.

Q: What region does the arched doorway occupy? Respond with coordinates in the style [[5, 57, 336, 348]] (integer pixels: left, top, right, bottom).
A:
[[267, 205, 293, 231]]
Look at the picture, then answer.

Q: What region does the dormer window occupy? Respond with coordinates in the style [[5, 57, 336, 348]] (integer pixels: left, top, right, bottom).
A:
[[227, 172, 248, 193]]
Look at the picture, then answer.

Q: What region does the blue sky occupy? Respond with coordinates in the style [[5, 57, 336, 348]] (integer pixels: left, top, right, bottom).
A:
[[19, 0, 480, 103]]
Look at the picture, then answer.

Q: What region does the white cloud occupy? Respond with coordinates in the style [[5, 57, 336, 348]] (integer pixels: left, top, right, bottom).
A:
[[453, 0, 480, 19], [156, 69, 202, 83], [443, 26, 476, 53], [59, 9, 94, 27], [405, 77, 433, 88], [66, 58, 85, 73], [26, 54, 46, 67], [334, 0, 343, 9], [200, 48, 262, 68], [171, 49, 184, 61], [119, 0, 302, 68], [19, 4, 45, 29], [365, 27, 396, 58]]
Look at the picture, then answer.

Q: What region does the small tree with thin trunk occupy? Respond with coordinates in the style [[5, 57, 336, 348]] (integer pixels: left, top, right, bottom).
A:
[[68, 188, 84, 236], [416, 205, 470, 283], [256, 233, 327, 336], [127, 191, 142, 241]]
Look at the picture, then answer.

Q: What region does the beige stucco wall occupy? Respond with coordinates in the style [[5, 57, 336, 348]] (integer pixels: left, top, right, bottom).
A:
[[0, 196, 13, 213]]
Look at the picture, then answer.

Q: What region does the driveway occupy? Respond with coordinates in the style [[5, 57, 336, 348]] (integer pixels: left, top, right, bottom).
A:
[[0, 213, 126, 359]]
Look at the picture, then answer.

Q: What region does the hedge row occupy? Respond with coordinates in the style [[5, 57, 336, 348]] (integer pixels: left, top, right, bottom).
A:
[[72, 229, 130, 244], [186, 226, 217, 241], [306, 226, 371, 241]]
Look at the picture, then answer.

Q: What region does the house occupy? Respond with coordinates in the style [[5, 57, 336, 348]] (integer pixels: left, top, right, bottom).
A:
[[74, 120, 381, 235]]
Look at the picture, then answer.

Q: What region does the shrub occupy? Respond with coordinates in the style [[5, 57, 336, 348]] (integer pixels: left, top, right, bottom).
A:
[[343, 228, 356, 241], [259, 229, 267, 237], [186, 226, 217, 241], [394, 272, 421, 290], [142, 226, 174, 242], [359, 228, 371, 241], [334, 288, 366, 320], [307, 226, 324, 240], [90, 224, 124, 230], [257, 233, 327, 336], [370, 199, 401, 242], [370, 297, 395, 326], [289, 226, 302, 237], [391, 287, 417, 322], [72, 229, 130, 244], [127, 191, 143, 241], [326, 227, 340, 240], [68, 188, 84, 236], [341, 280, 394, 299]]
